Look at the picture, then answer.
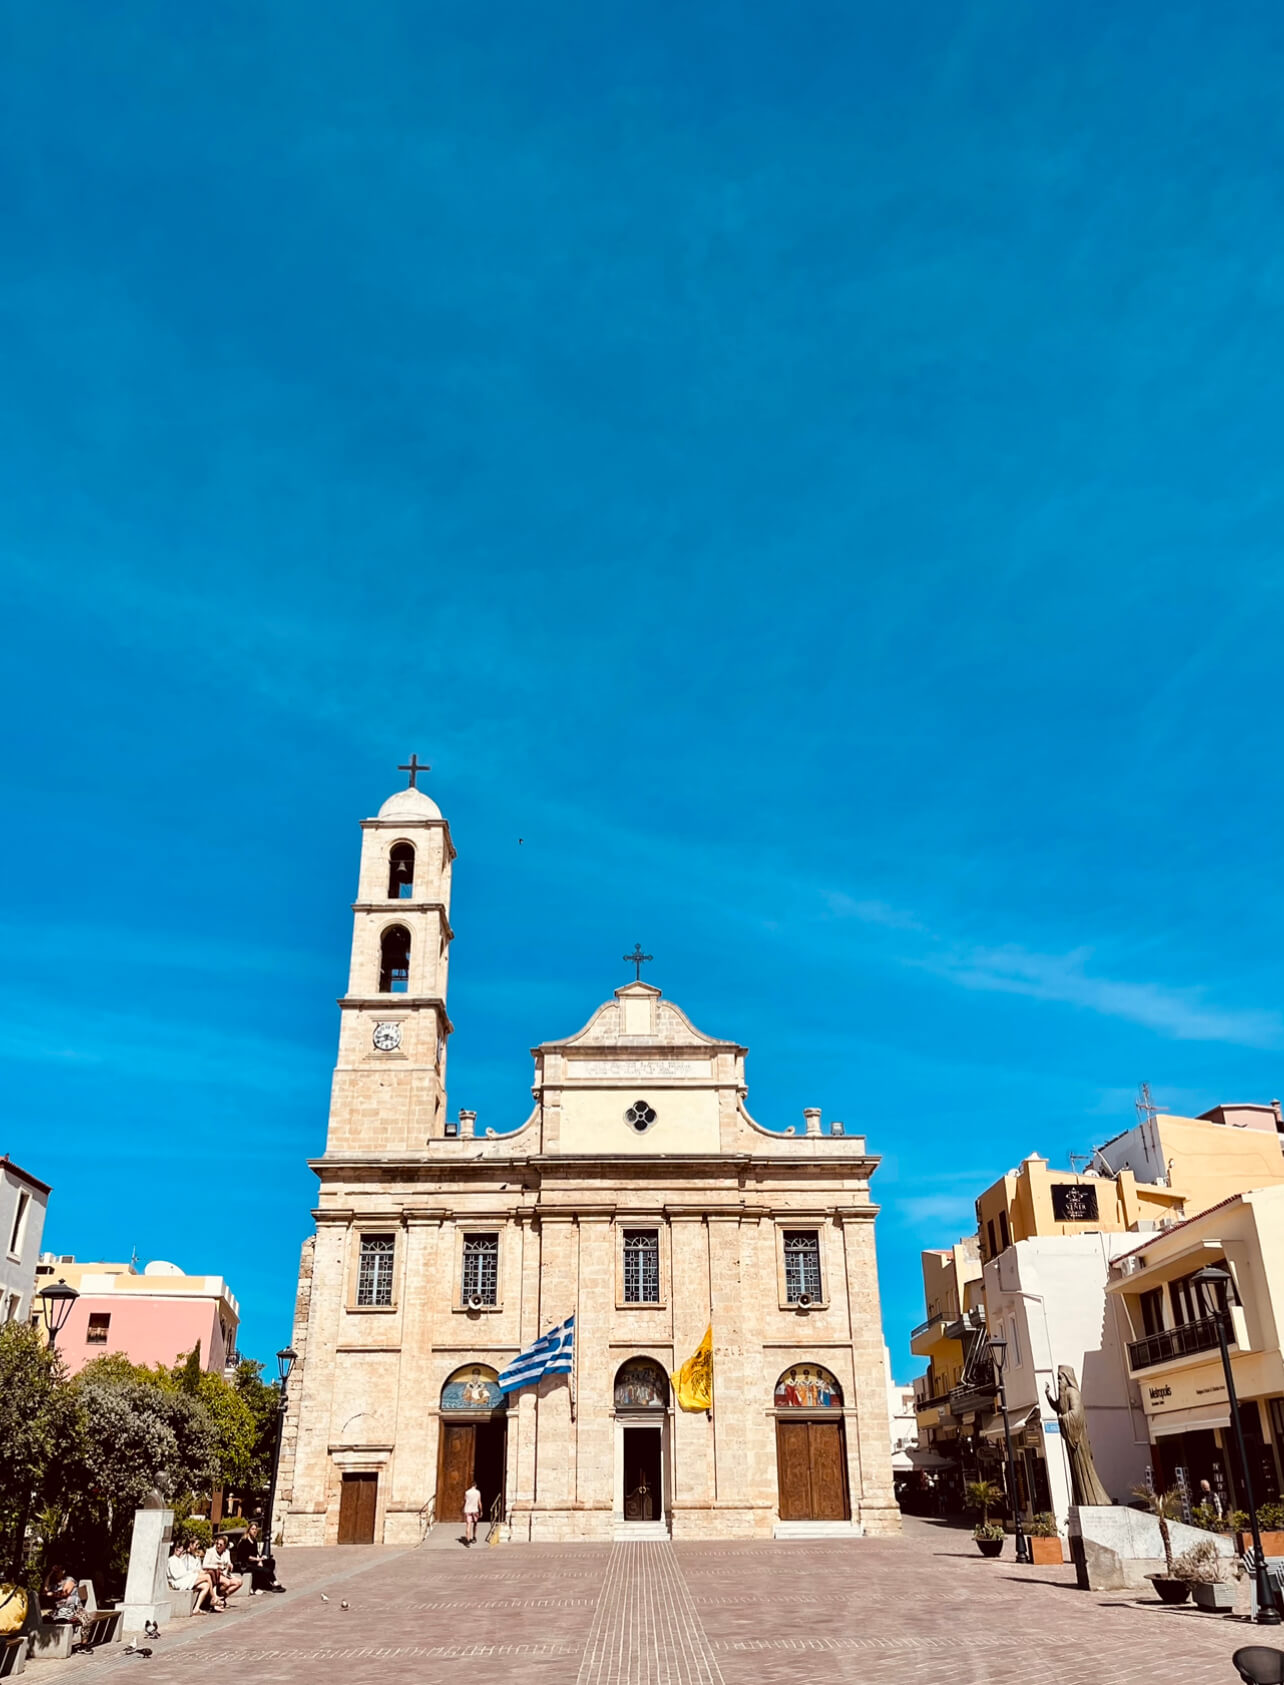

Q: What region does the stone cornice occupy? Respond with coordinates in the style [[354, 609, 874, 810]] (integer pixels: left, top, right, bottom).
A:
[[360, 817, 457, 861]]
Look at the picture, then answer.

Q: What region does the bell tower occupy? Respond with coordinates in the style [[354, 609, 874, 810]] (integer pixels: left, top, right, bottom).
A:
[[324, 762, 456, 1153]]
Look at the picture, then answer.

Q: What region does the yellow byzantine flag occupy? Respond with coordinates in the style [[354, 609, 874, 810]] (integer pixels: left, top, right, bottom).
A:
[[671, 1325, 713, 1412]]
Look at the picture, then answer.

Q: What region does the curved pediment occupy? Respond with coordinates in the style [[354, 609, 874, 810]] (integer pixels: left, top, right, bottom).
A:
[[534, 983, 745, 1058]]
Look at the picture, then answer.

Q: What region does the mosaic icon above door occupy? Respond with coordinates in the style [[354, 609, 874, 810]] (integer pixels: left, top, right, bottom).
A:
[[774, 1364, 842, 1408]]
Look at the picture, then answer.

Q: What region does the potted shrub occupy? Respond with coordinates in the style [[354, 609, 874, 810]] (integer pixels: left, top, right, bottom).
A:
[[965, 1480, 1006, 1558], [1235, 1503, 1284, 1559], [1027, 1512, 1064, 1566], [1133, 1483, 1189, 1604], [1174, 1539, 1234, 1611]]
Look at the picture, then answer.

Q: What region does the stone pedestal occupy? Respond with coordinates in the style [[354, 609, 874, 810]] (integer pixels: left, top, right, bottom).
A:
[[1068, 1504, 1232, 1591], [120, 1508, 175, 1637]]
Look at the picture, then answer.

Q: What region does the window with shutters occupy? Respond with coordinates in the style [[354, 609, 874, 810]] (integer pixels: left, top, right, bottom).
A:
[[783, 1231, 823, 1304], [622, 1231, 660, 1304], [355, 1234, 395, 1307], [461, 1234, 499, 1306]]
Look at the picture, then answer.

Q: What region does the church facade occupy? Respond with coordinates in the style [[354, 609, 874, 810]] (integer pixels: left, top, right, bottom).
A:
[[275, 777, 899, 1544]]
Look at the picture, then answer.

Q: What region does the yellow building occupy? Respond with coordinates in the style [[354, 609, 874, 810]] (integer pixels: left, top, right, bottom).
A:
[[1105, 1185, 1284, 1506], [909, 1105, 1284, 1516], [975, 1110, 1284, 1267]]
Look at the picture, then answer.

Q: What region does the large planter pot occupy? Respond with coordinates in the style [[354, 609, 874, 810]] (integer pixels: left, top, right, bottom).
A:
[[975, 1537, 1005, 1558], [1028, 1536, 1064, 1566], [1192, 1581, 1235, 1611], [1236, 1531, 1284, 1558], [1147, 1575, 1191, 1605]]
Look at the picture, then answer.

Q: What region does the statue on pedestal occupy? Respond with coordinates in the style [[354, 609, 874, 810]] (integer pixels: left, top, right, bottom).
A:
[[1046, 1365, 1111, 1507]]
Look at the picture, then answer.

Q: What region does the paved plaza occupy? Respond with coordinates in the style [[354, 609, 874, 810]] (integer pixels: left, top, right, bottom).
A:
[[41, 1519, 1270, 1685]]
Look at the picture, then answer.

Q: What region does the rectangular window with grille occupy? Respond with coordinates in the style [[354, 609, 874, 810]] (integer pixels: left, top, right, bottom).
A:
[[356, 1234, 395, 1306], [783, 1231, 822, 1303], [462, 1234, 499, 1305], [622, 1230, 660, 1303], [86, 1313, 110, 1345]]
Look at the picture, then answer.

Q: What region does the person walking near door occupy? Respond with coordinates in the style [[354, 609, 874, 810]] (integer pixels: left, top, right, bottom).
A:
[[462, 1483, 483, 1546]]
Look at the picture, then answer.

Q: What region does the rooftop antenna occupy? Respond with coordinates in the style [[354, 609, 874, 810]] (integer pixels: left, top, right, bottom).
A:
[[1136, 1082, 1159, 1128]]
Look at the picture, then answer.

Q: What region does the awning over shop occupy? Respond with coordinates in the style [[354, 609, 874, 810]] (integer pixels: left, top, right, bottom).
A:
[[892, 1446, 953, 1471], [979, 1407, 1039, 1442], [1151, 1405, 1231, 1438]]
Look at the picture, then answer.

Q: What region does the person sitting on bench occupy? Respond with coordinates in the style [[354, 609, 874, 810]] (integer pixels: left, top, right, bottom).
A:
[[201, 1536, 242, 1605], [166, 1541, 218, 1612], [42, 1566, 85, 1633], [231, 1524, 285, 1594]]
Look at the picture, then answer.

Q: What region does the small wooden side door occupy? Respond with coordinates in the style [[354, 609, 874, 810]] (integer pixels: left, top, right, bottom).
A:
[[776, 1419, 812, 1521], [337, 1473, 378, 1543], [437, 1422, 475, 1528]]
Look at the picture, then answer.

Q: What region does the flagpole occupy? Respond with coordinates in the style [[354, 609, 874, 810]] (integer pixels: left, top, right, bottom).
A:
[[570, 1313, 577, 1423]]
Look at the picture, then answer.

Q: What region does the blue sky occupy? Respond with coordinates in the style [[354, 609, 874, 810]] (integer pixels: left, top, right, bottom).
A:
[[4, 2, 1284, 1378]]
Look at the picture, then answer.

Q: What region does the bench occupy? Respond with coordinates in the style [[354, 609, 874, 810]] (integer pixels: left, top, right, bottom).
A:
[[75, 1612, 122, 1652], [1241, 1551, 1284, 1620], [1, 1635, 26, 1678]]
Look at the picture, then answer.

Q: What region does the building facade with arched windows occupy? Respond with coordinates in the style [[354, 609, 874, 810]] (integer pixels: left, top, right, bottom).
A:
[[275, 777, 899, 1544]]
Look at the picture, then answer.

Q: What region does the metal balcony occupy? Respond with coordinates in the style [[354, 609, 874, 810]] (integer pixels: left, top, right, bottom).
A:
[[1126, 1312, 1231, 1373]]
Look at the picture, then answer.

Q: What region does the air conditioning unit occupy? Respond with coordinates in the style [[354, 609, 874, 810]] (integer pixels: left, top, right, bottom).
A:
[[1117, 1255, 1144, 1275], [795, 1293, 812, 1310], [466, 1295, 485, 1311]]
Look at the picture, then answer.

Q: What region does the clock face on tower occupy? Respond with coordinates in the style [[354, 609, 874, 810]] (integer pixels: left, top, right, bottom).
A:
[[372, 1021, 402, 1052]]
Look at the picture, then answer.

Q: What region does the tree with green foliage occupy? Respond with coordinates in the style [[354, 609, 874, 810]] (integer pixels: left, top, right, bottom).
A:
[[0, 1323, 82, 1578]]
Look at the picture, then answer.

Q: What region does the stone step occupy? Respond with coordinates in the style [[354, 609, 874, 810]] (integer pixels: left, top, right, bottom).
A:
[[612, 1522, 671, 1541], [772, 1521, 865, 1540]]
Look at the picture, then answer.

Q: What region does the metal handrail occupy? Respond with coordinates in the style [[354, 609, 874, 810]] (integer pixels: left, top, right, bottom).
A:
[[1127, 1312, 1232, 1372], [485, 1493, 505, 1547]]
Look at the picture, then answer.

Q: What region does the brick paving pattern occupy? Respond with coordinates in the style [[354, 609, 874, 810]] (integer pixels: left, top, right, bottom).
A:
[[575, 1542, 725, 1685], [36, 1519, 1273, 1685]]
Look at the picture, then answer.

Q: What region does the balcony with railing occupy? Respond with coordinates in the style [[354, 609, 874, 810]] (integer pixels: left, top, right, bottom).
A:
[[910, 1313, 950, 1357], [1126, 1312, 1232, 1373]]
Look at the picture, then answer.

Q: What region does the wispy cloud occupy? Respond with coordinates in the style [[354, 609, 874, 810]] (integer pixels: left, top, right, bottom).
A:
[[915, 943, 1282, 1048], [897, 1194, 981, 1229]]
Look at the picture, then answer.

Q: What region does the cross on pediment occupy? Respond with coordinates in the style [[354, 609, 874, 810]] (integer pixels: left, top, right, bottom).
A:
[[623, 943, 653, 981]]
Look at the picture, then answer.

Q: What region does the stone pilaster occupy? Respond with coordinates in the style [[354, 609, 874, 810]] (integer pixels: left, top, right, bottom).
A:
[[840, 1209, 900, 1534]]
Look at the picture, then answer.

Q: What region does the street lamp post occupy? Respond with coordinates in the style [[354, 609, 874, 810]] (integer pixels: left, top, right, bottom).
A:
[[263, 1347, 298, 1549], [1190, 1265, 1281, 1625], [37, 1278, 79, 1351], [8, 1280, 81, 1576], [988, 1337, 1031, 1564]]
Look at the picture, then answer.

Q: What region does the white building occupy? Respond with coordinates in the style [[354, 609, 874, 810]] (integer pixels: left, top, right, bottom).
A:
[[982, 1233, 1151, 1530], [1, 1155, 50, 1326], [885, 1347, 917, 1458]]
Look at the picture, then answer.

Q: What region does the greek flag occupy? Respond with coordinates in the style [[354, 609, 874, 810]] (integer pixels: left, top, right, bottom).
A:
[[497, 1315, 575, 1395]]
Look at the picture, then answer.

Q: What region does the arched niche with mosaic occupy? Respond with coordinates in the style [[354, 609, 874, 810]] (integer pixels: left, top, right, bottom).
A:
[[613, 1356, 670, 1411], [440, 1363, 505, 1413], [773, 1363, 843, 1410]]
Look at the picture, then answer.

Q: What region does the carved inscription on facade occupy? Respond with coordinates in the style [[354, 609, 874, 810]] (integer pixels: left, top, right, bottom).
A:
[[570, 1059, 711, 1080]]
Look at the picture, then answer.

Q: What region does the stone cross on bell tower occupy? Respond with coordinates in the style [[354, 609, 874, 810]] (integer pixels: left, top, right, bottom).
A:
[[324, 764, 457, 1152]]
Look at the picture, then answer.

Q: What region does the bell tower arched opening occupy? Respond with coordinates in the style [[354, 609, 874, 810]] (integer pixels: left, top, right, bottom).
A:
[[378, 925, 411, 993], [387, 841, 415, 899]]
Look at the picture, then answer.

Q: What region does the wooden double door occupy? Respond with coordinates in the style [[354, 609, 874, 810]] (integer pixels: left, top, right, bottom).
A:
[[776, 1417, 851, 1521], [438, 1417, 508, 1529]]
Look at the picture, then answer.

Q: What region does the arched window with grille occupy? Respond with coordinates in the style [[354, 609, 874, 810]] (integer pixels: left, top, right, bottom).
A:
[[379, 926, 411, 993], [387, 842, 415, 899]]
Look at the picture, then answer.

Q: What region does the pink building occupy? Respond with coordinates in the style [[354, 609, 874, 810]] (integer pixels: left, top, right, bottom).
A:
[[34, 1257, 240, 1376]]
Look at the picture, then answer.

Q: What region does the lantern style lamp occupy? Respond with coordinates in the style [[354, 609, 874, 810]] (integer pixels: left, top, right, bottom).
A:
[[986, 1335, 1030, 1564], [1190, 1264, 1280, 1624], [37, 1279, 79, 1351]]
